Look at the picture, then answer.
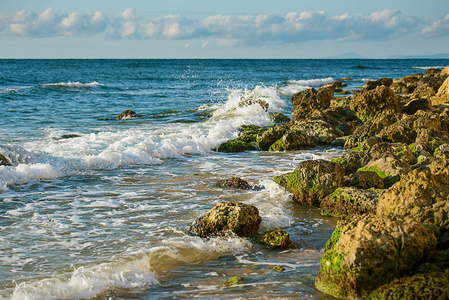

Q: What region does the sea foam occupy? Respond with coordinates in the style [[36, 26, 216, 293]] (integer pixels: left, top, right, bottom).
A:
[[278, 77, 334, 96]]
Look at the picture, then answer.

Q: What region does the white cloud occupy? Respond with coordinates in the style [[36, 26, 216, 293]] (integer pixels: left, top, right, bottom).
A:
[[423, 14, 449, 37], [0, 8, 443, 45]]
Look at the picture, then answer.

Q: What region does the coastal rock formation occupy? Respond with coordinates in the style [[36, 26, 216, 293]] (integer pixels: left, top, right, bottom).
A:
[[315, 214, 437, 299], [402, 98, 429, 115], [390, 73, 422, 94], [188, 202, 262, 238], [362, 77, 393, 90], [270, 113, 290, 123], [274, 159, 344, 206], [431, 76, 449, 106], [332, 151, 372, 176], [217, 135, 257, 152], [289, 119, 344, 146], [350, 85, 402, 123], [321, 187, 379, 219], [254, 229, 294, 249], [269, 129, 310, 151], [367, 271, 449, 300], [358, 154, 410, 187], [291, 87, 333, 121], [257, 125, 288, 151], [216, 177, 251, 190], [349, 171, 384, 189]]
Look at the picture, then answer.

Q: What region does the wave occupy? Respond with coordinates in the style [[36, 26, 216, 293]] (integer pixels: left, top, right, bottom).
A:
[[42, 81, 105, 89], [411, 66, 445, 70], [278, 77, 334, 96]]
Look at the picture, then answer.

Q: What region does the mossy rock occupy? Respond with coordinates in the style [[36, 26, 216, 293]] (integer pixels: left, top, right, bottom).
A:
[[216, 177, 251, 190], [217, 135, 257, 152], [367, 271, 449, 300], [254, 229, 294, 249], [321, 187, 379, 219], [257, 125, 288, 151], [238, 124, 267, 138], [349, 171, 384, 189], [270, 113, 290, 123], [332, 151, 372, 176], [268, 129, 311, 151], [226, 276, 243, 286], [267, 265, 285, 272]]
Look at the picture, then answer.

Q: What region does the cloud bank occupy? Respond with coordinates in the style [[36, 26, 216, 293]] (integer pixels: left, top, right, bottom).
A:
[[0, 8, 447, 46]]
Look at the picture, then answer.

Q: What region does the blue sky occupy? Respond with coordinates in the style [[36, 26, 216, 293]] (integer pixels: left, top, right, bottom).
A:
[[1, 0, 448, 58]]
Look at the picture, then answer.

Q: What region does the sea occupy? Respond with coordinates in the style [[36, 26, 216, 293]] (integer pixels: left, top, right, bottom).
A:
[[1, 59, 448, 299]]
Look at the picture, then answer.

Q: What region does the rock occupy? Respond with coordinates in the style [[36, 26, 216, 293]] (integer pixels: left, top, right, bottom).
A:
[[115, 109, 138, 120], [332, 151, 372, 176], [321, 187, 379, 219], [362, 77, 393, 90], [269, 129, 311, 151], [254, 229, 294, 249], [188, 202, 262, 238], [216, 177, 251, 190], [402, 98, 429, 115], [322, 80, 345, 93], [217, 135, 256, 152], [344, 114, 398, 150], [267, 265, 285, 272], [289, 119, 344, 145], [339, 77, 352, 81], [439, 230, 449, 250], [411, 83, 436, 99], [350, 85, 402, 123], [441, 66, 449, 77], [239, 98, 269, 111], [291, 87, 333, 121], [226, 276, 243, 286], [238, 124, 267, 136], [331, 136, 349, 147], [0, 153, 11, 166], [274, 159, 344, 207], [349, 171, 384, 189], [426, 249, 449, 270], [358, 154, 410, 187], [424, 68, 443, 78], [415, 129, 449, 155], [431, 76, 449, 106], [355, 136, 383, 153], [256, 125, 288, 151], [315, 214, 437, 299], [390, 73, 422, 94], [367, 272, 449, 300], [367, 142, 416, 165], [377, 163, 449, 230], [270, 113, 290, 123]]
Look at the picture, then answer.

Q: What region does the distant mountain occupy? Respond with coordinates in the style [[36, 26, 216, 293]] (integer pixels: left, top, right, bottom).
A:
[[326, 52, 366, 59], [385, 53, 449, 59]]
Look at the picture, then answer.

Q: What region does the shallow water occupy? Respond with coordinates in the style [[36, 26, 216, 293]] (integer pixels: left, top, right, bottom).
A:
[[1, 59, 448, 299]]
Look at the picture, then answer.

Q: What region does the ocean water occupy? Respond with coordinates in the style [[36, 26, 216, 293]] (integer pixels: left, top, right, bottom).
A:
[[1, 59, 448, 299]]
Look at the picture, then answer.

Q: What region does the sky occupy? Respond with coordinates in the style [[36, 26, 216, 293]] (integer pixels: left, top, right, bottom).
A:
[[1, 0, 449, 58]]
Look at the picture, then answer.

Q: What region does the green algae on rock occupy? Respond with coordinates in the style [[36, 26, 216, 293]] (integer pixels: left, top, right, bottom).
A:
[[216, 135, 257, 152], [315, 214, 437, 299], [274, 159, 344, 207], [225, 276, 243, 286], [256, 125, 288, 151], [254, 229, 294, 249], [188, 202, 262, 238]]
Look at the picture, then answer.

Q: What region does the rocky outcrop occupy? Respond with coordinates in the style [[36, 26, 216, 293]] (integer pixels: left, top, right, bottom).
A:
[[430, 76, 449, 106], [289, 119, 344, 146], [362, 77, 393, 90], [367, 271, 449, 300], [357, 154, 410, 187], [274, 159, 344, 206], [269, 129, 310, 151], [390, 73, 422, 94], [216, 177, 251, 190], [291, 87, 333, 121], [321, 187, 379, 219], [350, 85, 402, 123], [257, 125, 288, 151], [332, 151, 372, 176], [349, 171, 384, 189], [188, 202, 262, 238], [315, 214, 437, 299], [254, 229, 294, 249], [402, 98, 429, 115], [270, 113, 290, 123]]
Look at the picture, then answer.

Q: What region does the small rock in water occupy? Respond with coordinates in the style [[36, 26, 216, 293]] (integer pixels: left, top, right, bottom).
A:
[[216, 177, 251, 190], [0, 153, 11, 166], [115, 109, 138, 120], [267, 265, 285, 272], [254, 229, 295, 249], [226, 276, 243, 286]]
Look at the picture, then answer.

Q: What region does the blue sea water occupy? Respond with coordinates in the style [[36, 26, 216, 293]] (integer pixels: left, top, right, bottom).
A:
[[0, 59, 448, 299]]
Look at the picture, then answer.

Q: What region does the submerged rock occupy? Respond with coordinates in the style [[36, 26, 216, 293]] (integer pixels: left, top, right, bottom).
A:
[[115, 109, 138, 120], [0, 153, 11, 166], [367, 271, 449, 300], [350, 85, 402, 123], [216, 177, 251, 190], [254, 229, 294, 249], [321, 187, 379, 219], [274, 159, 344, 207], [315, 214, 437, 299], [188, 202, 262, 238]]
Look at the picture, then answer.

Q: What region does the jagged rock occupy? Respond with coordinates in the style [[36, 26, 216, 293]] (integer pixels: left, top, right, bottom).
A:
[[239, 98, 269, 111], [188, 202, 262, 238], [321, 187, 379, 219], [217, 135, 256, 152], [216, 177, 251, 190], [350, 85, 402, 123], [411, 83, 436, 99], [355, 136, 383, 153], [274, 159, 344, 206], [362, 77, 393, 90], [270, 113, 290, 123], [291, 87, 333, 121], [349, 171, 384, 189], [431, 76, 449, 106], [377, 159, 449, 230], [390, 73, 423, 94], [269, 129, 311, 151], [424, 68, 443, 78], [367, 272, 449, 300], [332, 151, 372, 176], [402, 98, 429, 115], [322, 80, 346, 93], [344, 114, 398, 149], [254, 229, 294, 249], [415, 129, 449, 155], [441, 66, 449, 77], [256, 125, 288, 151], [289, 119, 344, 145], [315, 214, 437, 299], [115, 109, 138, 120], [358, 154, 410, 187]]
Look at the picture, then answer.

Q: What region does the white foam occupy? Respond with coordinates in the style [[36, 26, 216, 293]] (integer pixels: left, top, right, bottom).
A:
[[278, 77, 334, 96], [411, 66, 445, 70], [42, 81, 104, 88], [0, 144, 36, 166], [0, 163, 59, 190]]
